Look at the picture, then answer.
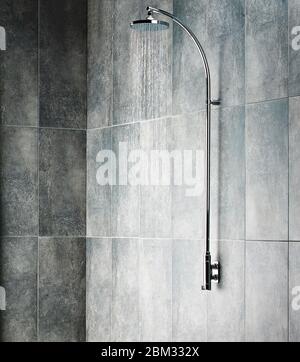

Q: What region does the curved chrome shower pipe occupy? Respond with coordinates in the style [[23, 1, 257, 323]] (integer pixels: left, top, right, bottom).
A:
[[147, 6, 220, 291]]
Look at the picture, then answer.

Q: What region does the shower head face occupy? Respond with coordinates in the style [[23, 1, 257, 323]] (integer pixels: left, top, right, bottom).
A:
[[130, 19, 169, 31]]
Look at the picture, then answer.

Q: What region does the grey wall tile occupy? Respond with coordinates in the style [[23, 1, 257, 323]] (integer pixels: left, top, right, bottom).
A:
[[289, 97, 300, 241], [39, 129, 86, 237], [39, 237, 86, 342], [173, 0, 208, 114], [173, 0, 245, 114], [111, 124, 140, 237], [86, 238, 112, 342], [87, 128, 111, 237], [289, 0, 300, 96], [211, 107, 245, 241], [112, 239, 139, 342], [39, 0, 86, 129], [113, 0, 172, 125], [0, 127, 38, 236], [246, 100, 288, 241], [173, 239, 207, 342], [88, 0, 113, 129], [246, 0, 288, 103], [170, 113, 206, 240], [0, 237, 37, 342], [140, 119, 172, 238], [139, 240, 172, 342], [289, 243, 300, 342], [206, 0, 245, 108], [208, 240, 245, 342], [0, 0, 38, 126], [246, 241, 288, 342]]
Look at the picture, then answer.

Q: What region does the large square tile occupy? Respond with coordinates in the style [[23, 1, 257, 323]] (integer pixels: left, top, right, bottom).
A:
[[0, 127, 38, 236], [246, 100, 288, 241], [139, 239, 172, 342], [289, 0, 300, 96], [0, 0, 38, 126], [39, 237, 86, 342], [140, 119, 172, 238], [0, 237, 37, 342], [172, 239, 207, 342], [86, 238, 112, 342], [39, 0, 87, 128], [111, 238, 139, 342], [290, 243, 300, 342], [88, 0, 113, 129], [87, 128, 111, 237], [111, 124, 140, 237], [246, 0, 288, 102], [289, 97, 300, 241], [208, 240, 245, 342], [113, 0, 172, 125], [39, 129, 86, 237], [246, 241, 288, 342], [211, 106, 245, 241]]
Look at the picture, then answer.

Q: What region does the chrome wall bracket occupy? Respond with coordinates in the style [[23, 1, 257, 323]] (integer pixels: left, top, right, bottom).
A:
[[211, 99, 221, 106]]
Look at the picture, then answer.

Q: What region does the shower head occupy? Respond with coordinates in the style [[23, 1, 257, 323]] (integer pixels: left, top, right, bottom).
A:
[[130, 13, 169, 31]]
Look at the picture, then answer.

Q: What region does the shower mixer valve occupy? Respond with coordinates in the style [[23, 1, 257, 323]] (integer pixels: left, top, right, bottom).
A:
[[201, 253, 221, 291]]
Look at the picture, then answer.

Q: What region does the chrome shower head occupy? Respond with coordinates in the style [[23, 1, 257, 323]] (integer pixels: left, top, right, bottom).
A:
[[130, 13, 169, 31]]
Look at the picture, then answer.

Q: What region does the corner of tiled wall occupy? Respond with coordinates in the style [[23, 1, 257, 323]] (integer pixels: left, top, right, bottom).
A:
[[0, 0, 87, 342]]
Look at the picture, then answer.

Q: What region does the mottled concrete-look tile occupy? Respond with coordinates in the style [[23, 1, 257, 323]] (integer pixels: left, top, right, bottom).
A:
[[173, 0, 208, 114], [0, 237, 37, 342], [172, 240, 207, 342], [289, 243, 300, 342], [86, 239, 112, 342], [246, 100, 288, 241], [211, 106, 245, 241], [289, 97, 300, 241], [0, 0, 38, 126], [39, 129, 86, 237], [112, 239, 139, 342], [88, 0, 113, 129], [140, 119, 172, 239], [289, 0, 300, 96], [170, 113, 206, 240], [246, 241, 288, 342], [113, 0, 172, 124], [0, 127, 38, 236], [208, 240, 245, 342], [246, 0, 288, 103], [39, 0, 87, 129], [111, 124, 140, 238], [87, 128, 111, 237], [139, 240, 172, 342], [173, 0, 245, 114], [206, 0, 245, 108], [39, 237, 86, 342]]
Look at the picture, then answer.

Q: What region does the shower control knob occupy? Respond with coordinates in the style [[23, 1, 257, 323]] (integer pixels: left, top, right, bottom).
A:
[[211, 100, 221, 106]]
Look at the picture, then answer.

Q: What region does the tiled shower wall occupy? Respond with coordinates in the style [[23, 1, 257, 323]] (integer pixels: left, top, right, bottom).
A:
[[0, 0, 87, 342], [0, 0, 299, 343], [87, 0, 300, 343]]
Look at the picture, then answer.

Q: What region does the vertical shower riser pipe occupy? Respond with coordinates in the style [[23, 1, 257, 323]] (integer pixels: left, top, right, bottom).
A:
[[147, 6, 220, 291]]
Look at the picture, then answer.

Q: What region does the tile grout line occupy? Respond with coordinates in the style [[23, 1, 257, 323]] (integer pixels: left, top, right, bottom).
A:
[[85, 97, 297, 134]]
